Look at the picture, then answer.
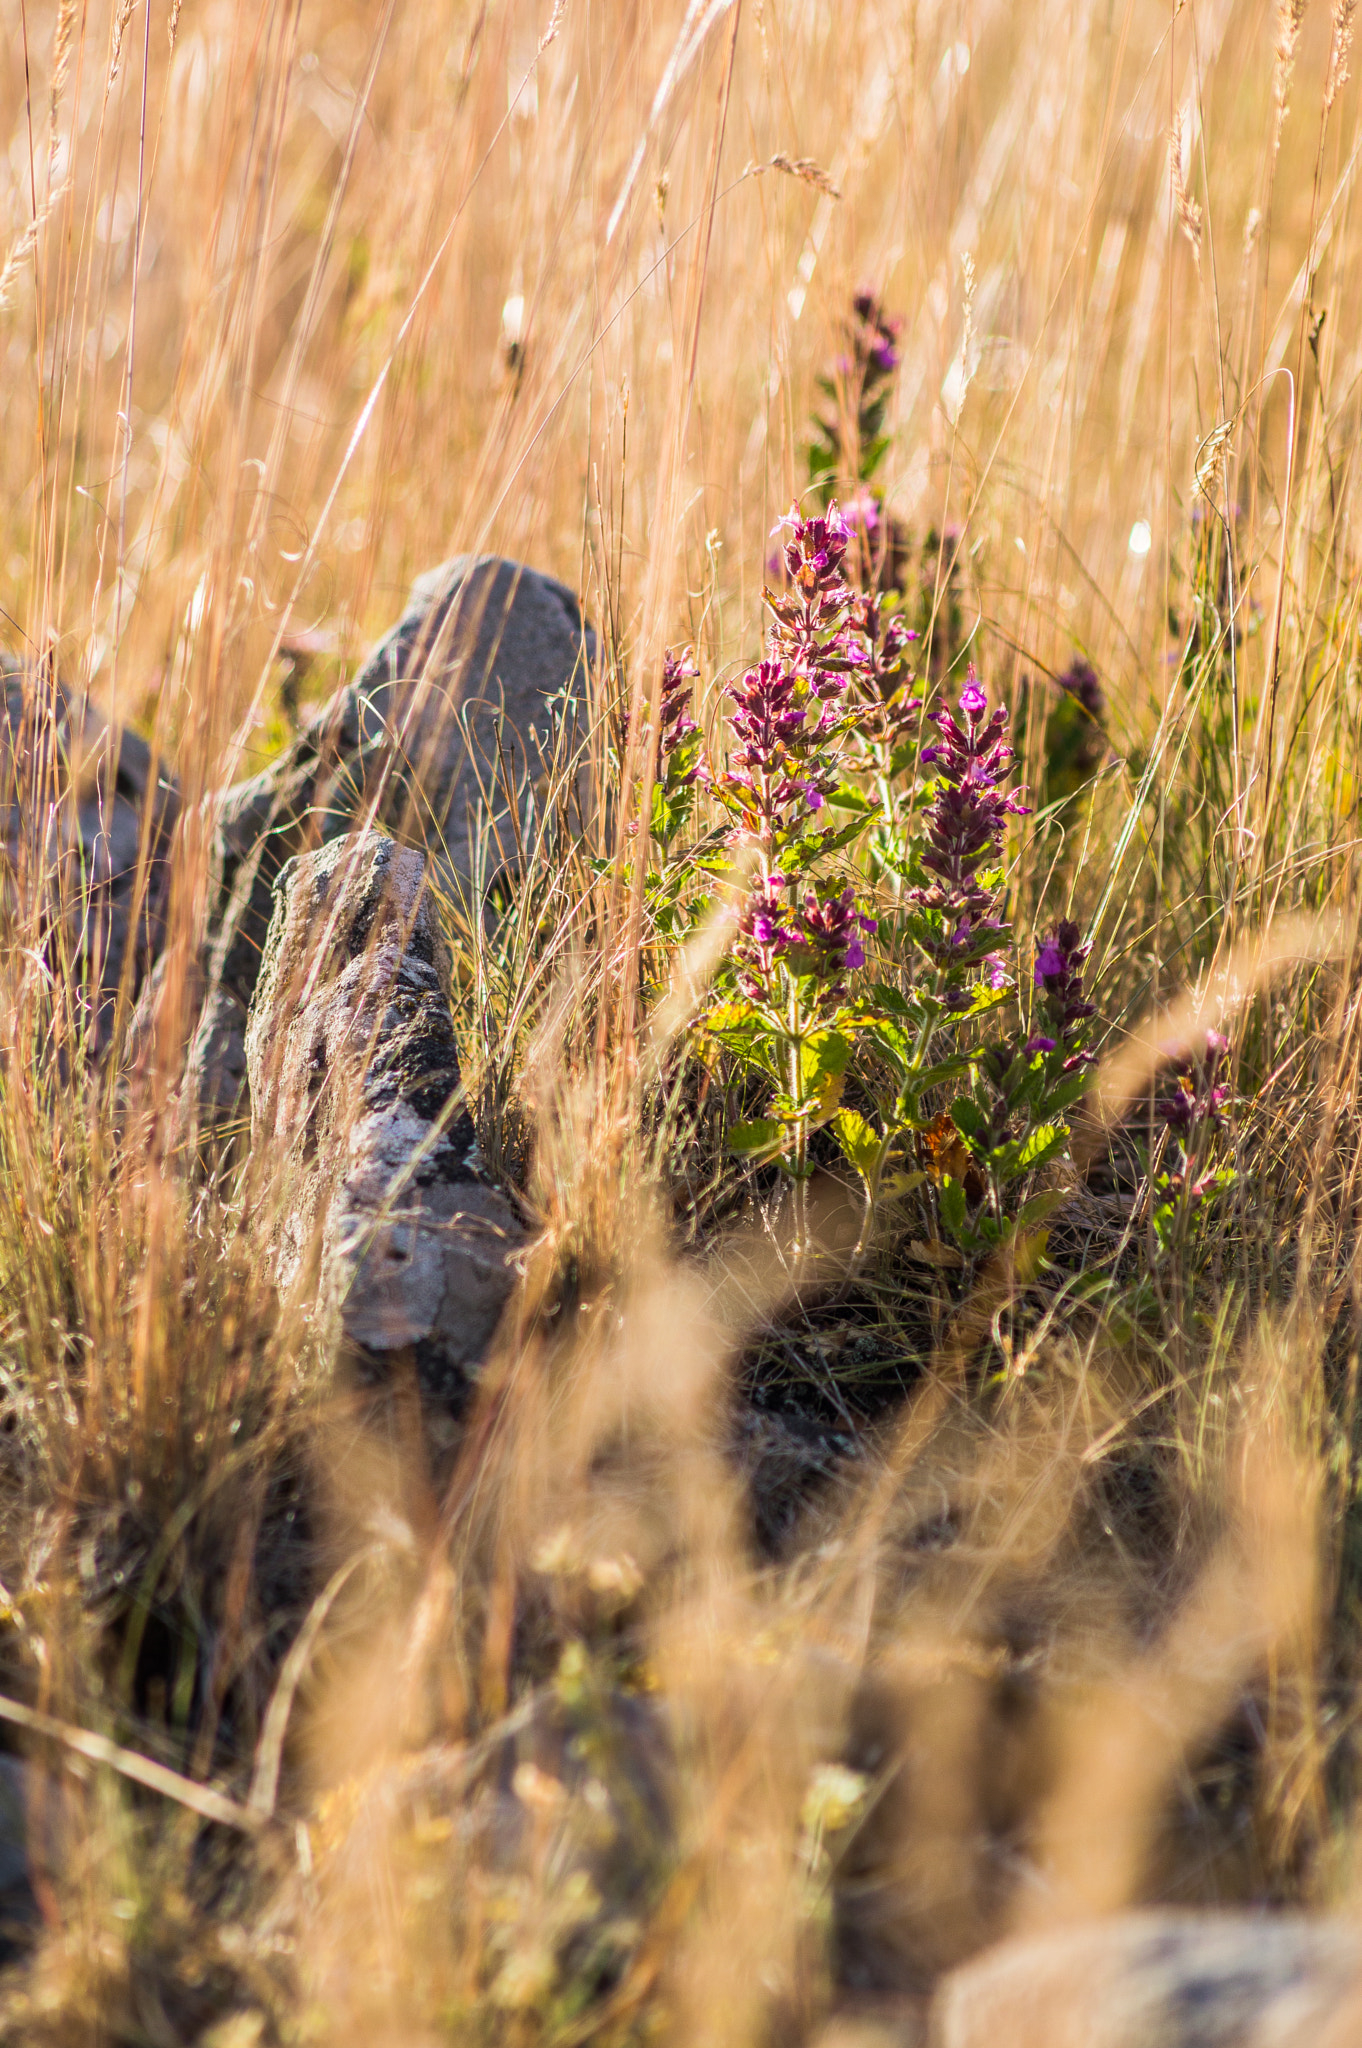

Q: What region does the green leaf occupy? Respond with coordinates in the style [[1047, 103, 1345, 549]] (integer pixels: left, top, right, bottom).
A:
[[959, 982, 1012, 1020], [1016, 1121, 1066, 1171], [912, 1054, 971, 1093], [1015, 1188, 1068, 1229], [800, 1030, 852, 1092], [833, 1109, 882, 1180], [950, 1097, 986, 1140], [1043, 1070, 1092, 1115], [705, 1000, 756, 1032], [939, 1175, 968, 1237], [817, 818, 870, 856], [867, 1018, 912, 1063], [728, 1119, 787, 1162], [992, 1122, 1067, 1184], [827, 780, 875, 814]]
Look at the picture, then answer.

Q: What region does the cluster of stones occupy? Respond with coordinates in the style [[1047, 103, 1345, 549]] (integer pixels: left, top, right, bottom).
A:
[[5, 555, 593, 1410]]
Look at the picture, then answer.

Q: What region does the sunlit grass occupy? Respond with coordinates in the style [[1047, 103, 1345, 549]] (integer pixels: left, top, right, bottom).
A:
[[3, 0, 1362, 2039]]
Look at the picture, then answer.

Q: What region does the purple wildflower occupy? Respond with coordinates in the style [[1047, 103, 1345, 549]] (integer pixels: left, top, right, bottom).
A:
[[1158, 1029, 1231, 1133], [716, 505, 878, 859], [851, 290, 902, 380], [734, 871, 792, 1000], [909, 667, 1028, 969], [1058, 656, 1103, 724], [1033, 918, 1096, 1063], [846, 589, 920, 747], [783, 886, 878, 1004], [656, 646, 703, 784], [766, 500, 857, 675], [715, 656, 843, 846]]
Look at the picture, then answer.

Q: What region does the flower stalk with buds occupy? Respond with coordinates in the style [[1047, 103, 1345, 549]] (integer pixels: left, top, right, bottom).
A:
[[703, 505, 881, 1243], [1146, 1030, 1237, 1256]]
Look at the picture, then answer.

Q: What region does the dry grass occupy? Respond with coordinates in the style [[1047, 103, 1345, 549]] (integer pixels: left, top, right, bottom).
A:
[[4, 0, 1362, 2041]]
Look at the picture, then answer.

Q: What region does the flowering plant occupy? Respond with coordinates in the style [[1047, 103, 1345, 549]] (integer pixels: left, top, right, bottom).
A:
[[649, 646, 705, 850], [1146, 1028, 1237, 1257], [924, 922, 1097, 1254], [807, 291, 907, 589], [699, 505, 883, 1238]]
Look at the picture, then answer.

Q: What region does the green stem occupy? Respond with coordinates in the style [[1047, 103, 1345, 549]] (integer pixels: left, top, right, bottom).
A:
[[789, 975, 808, 1260]]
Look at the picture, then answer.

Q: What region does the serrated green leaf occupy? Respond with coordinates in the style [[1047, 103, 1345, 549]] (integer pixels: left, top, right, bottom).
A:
[[820, 818, 871, 855], [960, 983, 1012, 1020], [989, 1122, 1066, 1185], [939, 1175, 968, 1237], [801, 1029, 852, 1091], [705, 1000, 756, 1031], [1016, 1121, 1065, 1171], [833, 1108, 882, 1179], [728, 1119, 786, 1161]]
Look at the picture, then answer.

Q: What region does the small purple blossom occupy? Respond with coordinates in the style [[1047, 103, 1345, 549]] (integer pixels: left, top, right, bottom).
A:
[[1032, 919, 1096, 1068], [1158, 1030, 1231, 1133], [1058, 656, 1103, 724], [845, 589, 920, 747], [1025, 1035, 1058, 1055], [656, 645, 704, 784], [909, 668, 1029, 972], [851, 289, 902, 380], [734, 872, 792, 1000], [765, 500, 858, 675], [783, 886, 878, 1001]]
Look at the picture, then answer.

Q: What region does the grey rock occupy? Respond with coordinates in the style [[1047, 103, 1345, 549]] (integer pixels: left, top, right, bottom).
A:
[[930, 1911, 1361, 2048], [245, 830, 525, 1406], [2, 656, 177, 1056], [0, 1757, 33, 1947], [186, 556, 592, 1130], [351, 552, 594, 879]]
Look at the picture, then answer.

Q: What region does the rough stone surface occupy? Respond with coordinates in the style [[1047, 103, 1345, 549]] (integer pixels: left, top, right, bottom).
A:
[[245, 830, 525, 1405], [0, 1758, 35, 1956], [2, 656, 177, 1054], [184, 556, 592, 1128], [930, 1912, 1361, 2048], [351, 552, 594, 880]]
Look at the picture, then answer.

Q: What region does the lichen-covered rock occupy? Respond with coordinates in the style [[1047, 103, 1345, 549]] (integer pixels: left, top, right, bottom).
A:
[[2, 656, 177, 1055], [245, 831, 525, 1406], [186, 556, 592, 1130], [930, 1912, 1361, 2048]]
